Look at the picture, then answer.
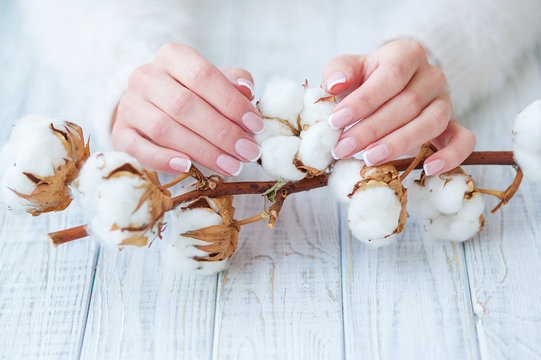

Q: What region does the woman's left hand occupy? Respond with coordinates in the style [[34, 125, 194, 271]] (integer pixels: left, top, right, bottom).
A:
[[323, 39, 475, 176]]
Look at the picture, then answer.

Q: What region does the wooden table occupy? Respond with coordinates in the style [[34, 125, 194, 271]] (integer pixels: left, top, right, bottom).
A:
[[1, 1, 541, 359]]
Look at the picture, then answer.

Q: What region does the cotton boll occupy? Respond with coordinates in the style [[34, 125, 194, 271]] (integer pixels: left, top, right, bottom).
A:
[[347, 186, 402, 245], [74, 151, 142, 210], [404, 175, 438, 219], [424, 173, 471, 214], [0, 115, 89, 214], [254, 118, 295, 145], [513, 100, 541, 152], [298, 121, 340, 171], [257, 77, 305, 128], [425, 194, 485, 242], [161, 208, 229, 275], [260, 136, 306, 181], [513, 146, 541, 182], [299, 87, 336, 127], [327, 159, 364, 203]]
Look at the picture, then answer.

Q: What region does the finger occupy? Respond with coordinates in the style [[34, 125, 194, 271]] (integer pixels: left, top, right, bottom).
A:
[[329, 47, 423, 129], [129, 74, 262, 162], [120, 97, 246, 176], [219, 66, 255, 100], [154, 43, 263, 133], [322, 54, 366, 95], [332, 65, 446, 157], [111, 125, 192, 174], [360, 96, 452, 166], [423, 119, 476, 175]]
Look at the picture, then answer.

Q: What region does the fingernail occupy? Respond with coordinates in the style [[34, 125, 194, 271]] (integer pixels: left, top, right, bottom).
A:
[[237, 78, 255, 97], [217, 154, 244, 176], [169, 157, 191, 173], [363, 144, 391, 166], [242, 112, 265, 134], [331, 137, 358, 159], [328, 108, 354, 129], [325, 72, 347, 92], [235, 138, 261, 162], [423, 158, 445, 176]]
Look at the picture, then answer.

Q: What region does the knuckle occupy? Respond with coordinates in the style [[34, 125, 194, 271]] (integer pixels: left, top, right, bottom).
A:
[[168, 91, 191, 117], [147, 114, 169, 141], [188, 61, 214, 84], [408, 41, 426, 58], [403, 91, 423, 115], [388, 63, 406, 84], [214, 121, 235, 143], [157, 42, 180, 58], [128, 65, 150, 89], [432, 105, 450, 131]]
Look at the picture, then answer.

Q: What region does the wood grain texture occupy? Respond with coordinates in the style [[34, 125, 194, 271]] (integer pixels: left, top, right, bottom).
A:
[[211, 188, 343, 359]]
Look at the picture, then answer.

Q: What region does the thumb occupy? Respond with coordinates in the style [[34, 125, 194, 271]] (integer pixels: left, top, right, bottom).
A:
[[218, 66, 255, 101], [322, 54, 367, 95]]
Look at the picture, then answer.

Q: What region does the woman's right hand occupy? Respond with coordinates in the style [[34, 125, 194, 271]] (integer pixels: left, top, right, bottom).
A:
[[111, 43, 264, 176]]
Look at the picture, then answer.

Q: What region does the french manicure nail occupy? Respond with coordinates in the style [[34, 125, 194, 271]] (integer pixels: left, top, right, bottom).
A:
[[235, 138, 261, 162], [363, 144, 391, 166], [328, 108, 354, 129], [169, 157, 192, 173], [331, 137, 358, 159], [423, 158, 445, 176], [242, 112, 265, 134], [237, 78, 255, 97], [217, 154, 244, 176], [325, 72, 347, 92]]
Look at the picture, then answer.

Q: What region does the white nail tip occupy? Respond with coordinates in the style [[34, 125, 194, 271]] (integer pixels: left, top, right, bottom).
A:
[[327, 115, 340, 130], [237, 79, 255, 96], [362, 152, 374, 167], [326, 76, 347, 92], [331, 147, 340, 160]]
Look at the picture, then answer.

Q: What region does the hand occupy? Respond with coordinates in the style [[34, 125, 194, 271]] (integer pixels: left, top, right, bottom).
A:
[[111, 43, 264, 176], [323, 39, 475, 175]]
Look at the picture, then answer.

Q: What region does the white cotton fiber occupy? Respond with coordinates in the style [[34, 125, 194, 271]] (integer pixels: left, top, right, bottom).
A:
[[161, 208, 229, 275], [299, 87, 336, 127], [405, 176, 438, 219], [327, 159, 364, 203], [254, 118, 295, 145], [424, 173, 471, 214], [0, 114, 69, 211], [424, 194, 485, 242], [260, 135, 306, 181], [347, 186, 402, 245], [298, 121, 340, 171], [74, 151, 142, 210], [513, 99, 541, 182], [257, 77, 305, 127]]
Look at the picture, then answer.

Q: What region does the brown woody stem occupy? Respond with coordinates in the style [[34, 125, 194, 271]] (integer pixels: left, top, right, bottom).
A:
[[234, 212, 270, 227], [476, 166, 523, 213], [48, 225, 88, 247], [268, 190, 288, 229], [399, 143, 434, 181], [48, 151, 518, 246]]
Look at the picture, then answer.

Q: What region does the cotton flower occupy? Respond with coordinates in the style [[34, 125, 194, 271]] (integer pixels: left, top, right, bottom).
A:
[[260, 136, 306, 181], [327, 159, 364, 203], [346, 164, 408, 246], [161, 196, 238, 275], [407, 168, 486, 242], [0, 114, 89, 215], [73, 152, 172, 248], [513, 99, 541, 181], [256, 78, 340, 180]]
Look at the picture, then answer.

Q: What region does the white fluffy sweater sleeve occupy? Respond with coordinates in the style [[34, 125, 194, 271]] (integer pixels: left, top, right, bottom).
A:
[[19, 0, 194, 151], [384, 0, 541, 116]]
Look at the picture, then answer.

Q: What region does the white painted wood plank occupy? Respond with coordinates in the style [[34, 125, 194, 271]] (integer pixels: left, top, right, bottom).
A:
[[79, 245, 219, 359], [341, 207, 480, 359], [461, 50, 541, 360], [212, 188, 343, 359], [0, 209, 99, 359]]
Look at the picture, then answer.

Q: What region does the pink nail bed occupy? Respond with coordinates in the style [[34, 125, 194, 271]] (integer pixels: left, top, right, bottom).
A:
[[235, 138, 261, 162], [169, 157, 192, 173], [242, 112, 265, 134], [363, 144, 391, 166], [423, 159, 445, 176], [217, 154, 244, 176], [237, 78, 255, 97], [328, 108, 354, 129], [331, 137, 358, 159]]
